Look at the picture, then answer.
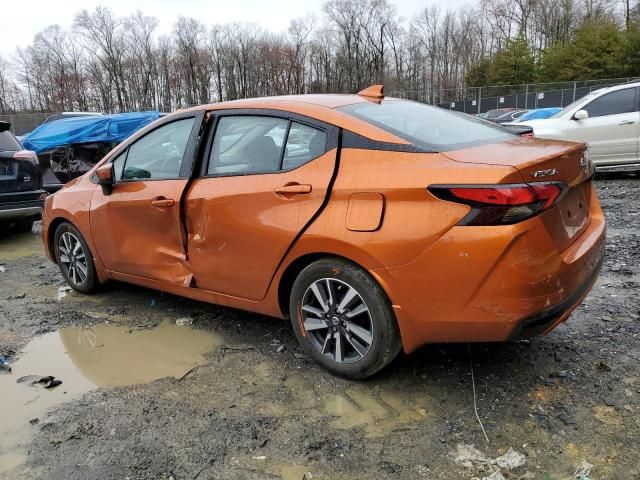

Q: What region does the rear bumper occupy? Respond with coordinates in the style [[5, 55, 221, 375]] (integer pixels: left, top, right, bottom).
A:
[[508, 256, 602, 340], [0, 194, 45, 221], [374, 187, 606, 352]]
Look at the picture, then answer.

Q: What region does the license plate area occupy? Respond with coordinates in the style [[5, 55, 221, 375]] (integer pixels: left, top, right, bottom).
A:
[[0, 159, 16, 179], [558, 183, 589, 240]]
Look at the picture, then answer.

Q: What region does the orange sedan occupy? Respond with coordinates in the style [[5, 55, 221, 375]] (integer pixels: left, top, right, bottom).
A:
[[41, 86, 605, 379]]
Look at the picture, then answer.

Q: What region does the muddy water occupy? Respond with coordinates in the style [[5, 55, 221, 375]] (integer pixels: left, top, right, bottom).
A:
[[0, 232, 41, 261], [0, 321, 222, 474]]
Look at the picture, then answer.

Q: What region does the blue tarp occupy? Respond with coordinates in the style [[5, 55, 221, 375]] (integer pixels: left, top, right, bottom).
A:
[[22, 111, 160, 154], [518, 107, 562, 122]]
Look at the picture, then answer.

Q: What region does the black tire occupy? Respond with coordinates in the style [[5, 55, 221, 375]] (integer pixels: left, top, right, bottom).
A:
[[53, 222, 99, 294], [9, 219, 34, 234], [289, 257, 402, 379]]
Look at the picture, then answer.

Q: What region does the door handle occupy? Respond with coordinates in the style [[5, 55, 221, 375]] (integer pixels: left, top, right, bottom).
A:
[[274, 184, 312, 195], [151, 197, 175, 208], [619, 120, 635, 125]]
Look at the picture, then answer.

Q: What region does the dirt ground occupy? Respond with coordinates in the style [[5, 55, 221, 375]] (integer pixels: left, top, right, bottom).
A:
[[0, 174, 639, 480]]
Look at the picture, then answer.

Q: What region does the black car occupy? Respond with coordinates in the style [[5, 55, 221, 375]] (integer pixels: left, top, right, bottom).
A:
[[0, 121, 47, 233]]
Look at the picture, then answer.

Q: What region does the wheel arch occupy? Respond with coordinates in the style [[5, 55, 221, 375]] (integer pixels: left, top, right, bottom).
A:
[[276, 250, 427, 354], [46, 216, 68, 259], [277, 251, 393, 317], [46, 214, 109, 283]]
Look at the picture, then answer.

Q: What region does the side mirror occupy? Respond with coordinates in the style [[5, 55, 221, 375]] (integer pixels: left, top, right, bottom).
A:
[[96, 163, 114, 195], [573, 110, 589, 120]]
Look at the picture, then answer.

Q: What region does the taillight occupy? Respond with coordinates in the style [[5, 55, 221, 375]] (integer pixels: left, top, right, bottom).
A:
[[428, 183, 567, 226]]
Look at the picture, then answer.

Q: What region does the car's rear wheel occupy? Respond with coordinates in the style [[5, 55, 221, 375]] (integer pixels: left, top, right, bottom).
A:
[[289, 257, 401, 379], [53, 222, 99, 294]]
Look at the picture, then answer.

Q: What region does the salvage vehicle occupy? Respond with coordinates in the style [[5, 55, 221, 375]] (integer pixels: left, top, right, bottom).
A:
[[41, 86, 605, 379], [518, 81, 640, 172], [22, 111, 159, 192], [0, 121, 47, 233]]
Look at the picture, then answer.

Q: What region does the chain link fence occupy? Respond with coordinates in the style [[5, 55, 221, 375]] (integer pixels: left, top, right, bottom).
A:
[[0, 112, 52, 136], [390, 77, 640, 113]]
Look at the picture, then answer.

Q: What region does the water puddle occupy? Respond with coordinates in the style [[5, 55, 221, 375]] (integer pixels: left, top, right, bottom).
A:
[[323, 388, 429, 437], [0, 321, 222, 474], [0, 232, 41, 261]]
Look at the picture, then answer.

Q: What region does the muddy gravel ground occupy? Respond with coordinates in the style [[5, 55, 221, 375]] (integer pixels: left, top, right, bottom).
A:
[[1, 174, 639, 480]]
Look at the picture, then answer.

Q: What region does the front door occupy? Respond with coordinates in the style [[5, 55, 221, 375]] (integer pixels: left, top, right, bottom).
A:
[[566, 87, 640, 166], [185, 112, 339, 300], [90, 114, 203, 285]]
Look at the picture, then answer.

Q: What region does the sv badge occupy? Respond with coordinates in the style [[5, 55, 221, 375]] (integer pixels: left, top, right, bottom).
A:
[[531, 168, 557, 179]]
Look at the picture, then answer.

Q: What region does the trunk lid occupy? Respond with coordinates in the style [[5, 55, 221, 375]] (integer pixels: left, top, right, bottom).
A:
[[443, 137, 594, 251]]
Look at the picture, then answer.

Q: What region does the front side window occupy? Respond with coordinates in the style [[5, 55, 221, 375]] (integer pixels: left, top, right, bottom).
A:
[[340, 100, 512, 150], [282, 122, 327, 169], [208, 116, 288, 175], [583, 88, 637, 118], [121, 117, 195, 180]]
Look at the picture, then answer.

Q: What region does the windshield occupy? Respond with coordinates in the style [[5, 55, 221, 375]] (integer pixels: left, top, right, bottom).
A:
[[339, 100, 512, 150]]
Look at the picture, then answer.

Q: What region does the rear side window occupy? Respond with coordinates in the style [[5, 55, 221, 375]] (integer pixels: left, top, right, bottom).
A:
[[0, 131, 21, 151], [208, 116, 288, 175], [283, 122, 327, 169], [583, 88, 637, 117], [339, 100, 512, 150]]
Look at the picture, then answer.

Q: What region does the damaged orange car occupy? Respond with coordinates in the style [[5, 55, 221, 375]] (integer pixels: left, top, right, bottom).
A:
[[41, 86, 605, 379]]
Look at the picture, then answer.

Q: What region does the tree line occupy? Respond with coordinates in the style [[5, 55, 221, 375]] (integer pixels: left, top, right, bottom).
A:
[[0, 0, 638, 114]]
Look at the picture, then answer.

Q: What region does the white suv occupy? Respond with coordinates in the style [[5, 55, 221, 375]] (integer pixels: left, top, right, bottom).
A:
[[518, 81, 640, 172]]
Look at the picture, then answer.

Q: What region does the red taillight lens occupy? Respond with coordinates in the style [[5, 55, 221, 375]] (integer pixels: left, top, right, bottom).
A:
[[428, 183, 566, 225]]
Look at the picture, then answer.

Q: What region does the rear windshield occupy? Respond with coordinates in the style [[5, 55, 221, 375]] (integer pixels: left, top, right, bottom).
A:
[[339, 100, 512, 150], [0, 130, 21, 151]]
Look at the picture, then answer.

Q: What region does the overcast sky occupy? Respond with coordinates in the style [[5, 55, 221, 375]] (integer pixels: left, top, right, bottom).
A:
[[0, 0, 473, 57]]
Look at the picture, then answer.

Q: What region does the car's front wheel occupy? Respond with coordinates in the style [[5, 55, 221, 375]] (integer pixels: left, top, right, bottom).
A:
[[289, 258, 401, 379], [53, 222, 99, 294]]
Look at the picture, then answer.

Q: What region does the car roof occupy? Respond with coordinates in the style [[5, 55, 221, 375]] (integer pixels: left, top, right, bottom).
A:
[[182, 94, 411, 144], [592, 80, 640, 95]]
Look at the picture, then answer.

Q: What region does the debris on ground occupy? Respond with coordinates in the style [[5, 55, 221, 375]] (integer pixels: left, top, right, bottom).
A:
[[0, 354, 11, 373], [57, 285, 72, 300], [573, 459, 594, 479], [482, 471, 506, 480], [219, 345, 255, 353], [176, 317, 193, 326], [17, 375, 63, 389], [276, 344, 287, 353], [494, 448, 526, 470], [0, 265, 5, 273], [452, 444, 526, 478], [452, 443, 489, 468]]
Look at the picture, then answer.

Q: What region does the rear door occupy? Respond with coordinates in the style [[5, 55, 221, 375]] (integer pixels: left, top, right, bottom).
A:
[[90, 112, 204, 285], [185, 110, 339, 301], [565, 87, 639, 166]]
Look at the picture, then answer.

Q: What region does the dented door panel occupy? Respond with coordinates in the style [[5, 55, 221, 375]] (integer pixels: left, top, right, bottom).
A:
[[185, 149, 337, 300], [90, 180, 193, 285], [88, 113, 205, 285]]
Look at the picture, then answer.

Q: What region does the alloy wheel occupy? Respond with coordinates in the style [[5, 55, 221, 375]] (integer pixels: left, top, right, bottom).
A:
[[301, 278, 373, 364], [58, 232, 88, 286]]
